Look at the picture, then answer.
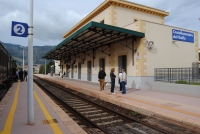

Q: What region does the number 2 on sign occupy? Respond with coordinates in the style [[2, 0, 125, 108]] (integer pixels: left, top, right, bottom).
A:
[[17, 26, 22, 33], [13, 24, 25, 35]]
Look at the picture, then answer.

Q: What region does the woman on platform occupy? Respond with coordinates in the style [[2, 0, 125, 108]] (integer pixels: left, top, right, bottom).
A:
[[110, 68, 116, 94]]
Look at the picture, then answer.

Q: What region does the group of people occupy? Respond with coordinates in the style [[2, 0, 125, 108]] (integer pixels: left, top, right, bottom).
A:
[[16, 69, 28, 82], [98, 68, 126, 95]]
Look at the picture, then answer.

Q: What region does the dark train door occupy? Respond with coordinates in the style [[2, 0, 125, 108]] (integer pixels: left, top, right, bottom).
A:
[[78, 62, 81, 79], [66, 64, 70, 77], [87, 61, 92, 81]]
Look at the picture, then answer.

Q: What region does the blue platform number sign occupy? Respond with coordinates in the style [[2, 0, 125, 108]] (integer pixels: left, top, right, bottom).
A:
[[172, 29, 194, 43], [11, 21, 28, 37]]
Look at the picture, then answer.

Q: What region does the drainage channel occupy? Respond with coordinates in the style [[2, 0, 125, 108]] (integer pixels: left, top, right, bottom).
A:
[[34, 76, 200, 134]]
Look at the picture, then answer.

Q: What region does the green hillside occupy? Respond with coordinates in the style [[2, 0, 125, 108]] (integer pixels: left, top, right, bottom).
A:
[[2, 42, 55, 65]]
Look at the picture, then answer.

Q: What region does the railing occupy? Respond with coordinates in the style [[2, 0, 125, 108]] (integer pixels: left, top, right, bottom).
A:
[[154, 68, 200, 84]]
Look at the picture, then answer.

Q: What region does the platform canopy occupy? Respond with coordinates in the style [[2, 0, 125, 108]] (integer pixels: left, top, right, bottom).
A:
[[43, 21, 145, 60]]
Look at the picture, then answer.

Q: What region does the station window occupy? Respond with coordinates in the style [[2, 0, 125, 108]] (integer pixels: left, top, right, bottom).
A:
[[100, 20, 104, 24], [99, 58, 105, 71]]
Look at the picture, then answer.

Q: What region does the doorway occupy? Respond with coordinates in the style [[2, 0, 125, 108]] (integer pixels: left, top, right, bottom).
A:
[[99, 58, 105, 71], [61, 65, 63, 73], [78, 62, 81, 79], [66, 65, 70, 77], [118, 55, 127, 84], [87, 61, 92, 81], [71, 64, 74, 78], [118, 55, 127, 73]]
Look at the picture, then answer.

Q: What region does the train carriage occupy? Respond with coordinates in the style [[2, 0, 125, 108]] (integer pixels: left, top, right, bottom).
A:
[[0, 42, 17, 89]]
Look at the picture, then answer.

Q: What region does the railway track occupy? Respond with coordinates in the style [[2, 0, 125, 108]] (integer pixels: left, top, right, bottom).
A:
[[34, 76, 200, 134]]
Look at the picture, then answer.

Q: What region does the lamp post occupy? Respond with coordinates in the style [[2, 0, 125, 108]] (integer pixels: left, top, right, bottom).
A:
[[23, 49, 24, 73], [27, 0, 34, 124], [20, 46, 27, 78]]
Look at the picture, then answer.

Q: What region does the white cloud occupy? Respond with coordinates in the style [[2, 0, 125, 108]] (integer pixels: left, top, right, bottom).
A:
[[33, 9, 85, 41], [0, 0, 199, 46]]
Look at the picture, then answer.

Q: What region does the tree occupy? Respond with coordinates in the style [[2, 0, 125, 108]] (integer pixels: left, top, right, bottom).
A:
[[38, 61, 54, 74], [46, 61, 54, 74], [39, 65, 45, 74]]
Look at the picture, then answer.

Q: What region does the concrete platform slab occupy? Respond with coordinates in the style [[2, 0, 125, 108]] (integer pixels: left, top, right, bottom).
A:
[[0, 80, 87, 134]]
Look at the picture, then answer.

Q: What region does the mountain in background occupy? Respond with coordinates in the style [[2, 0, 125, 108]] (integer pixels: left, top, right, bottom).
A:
[[2, 42, 55, 65]]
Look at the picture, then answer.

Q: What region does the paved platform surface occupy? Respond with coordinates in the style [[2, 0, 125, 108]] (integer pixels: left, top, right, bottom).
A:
[[0, 80, 87, 134], [36, 74, 200, 129]]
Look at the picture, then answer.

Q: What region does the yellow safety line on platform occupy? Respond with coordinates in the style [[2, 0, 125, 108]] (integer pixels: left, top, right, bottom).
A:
[[34, 91, 63, 134], [0, 82, 20, 134]]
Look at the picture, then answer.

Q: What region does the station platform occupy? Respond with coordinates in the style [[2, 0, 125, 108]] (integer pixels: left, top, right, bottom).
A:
[[36, 74, 200, 129], [0, 80, 87, 134]]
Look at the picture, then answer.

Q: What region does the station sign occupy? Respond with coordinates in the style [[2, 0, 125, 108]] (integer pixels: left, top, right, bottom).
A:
[[172, 29, 194, 43], [11, 21, 28, 37]]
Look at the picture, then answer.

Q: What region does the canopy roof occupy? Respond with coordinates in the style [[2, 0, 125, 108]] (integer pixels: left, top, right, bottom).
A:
[[43, 21, 145, 60]]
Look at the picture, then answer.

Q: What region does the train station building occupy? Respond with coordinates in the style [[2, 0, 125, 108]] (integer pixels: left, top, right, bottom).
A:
[[43, 0, 199, 90]]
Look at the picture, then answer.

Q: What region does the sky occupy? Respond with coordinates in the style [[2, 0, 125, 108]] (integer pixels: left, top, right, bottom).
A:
[[0, 0, 200, 46]]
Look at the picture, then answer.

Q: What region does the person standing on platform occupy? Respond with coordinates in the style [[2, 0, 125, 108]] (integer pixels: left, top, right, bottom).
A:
[[110, 68, 116, 94], [98, 68, 106, 91], [18, 69, 23, 82], [24, 70, 28, 81], [121, 69, 126, 94], [16, 70, 19, 81], [118, 69, 122, 91]]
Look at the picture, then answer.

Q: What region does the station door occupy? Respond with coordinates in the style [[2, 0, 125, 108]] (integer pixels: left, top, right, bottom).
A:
[[87, 61, 92, 81], [66, 65, 70, 77], [61, 65, 63, 73], [78, 62, 81, 79], [118, 55, 127, 84], [118, 55, 127, 73], [99, 58, 105, 71], [71, 64, 74, 78]]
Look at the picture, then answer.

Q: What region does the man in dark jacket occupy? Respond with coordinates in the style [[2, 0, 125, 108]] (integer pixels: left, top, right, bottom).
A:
[[18, 69, 23, 82], [98, 68, 106, 91], [24, 70, 28, 81]]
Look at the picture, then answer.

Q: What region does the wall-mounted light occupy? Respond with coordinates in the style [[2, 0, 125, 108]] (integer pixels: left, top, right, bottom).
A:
[[143, 39, 155, 50]]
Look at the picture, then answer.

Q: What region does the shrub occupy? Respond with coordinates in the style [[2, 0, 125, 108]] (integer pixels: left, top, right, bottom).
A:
[[175, 80, 188, 84], [190, 82, 200, 86]]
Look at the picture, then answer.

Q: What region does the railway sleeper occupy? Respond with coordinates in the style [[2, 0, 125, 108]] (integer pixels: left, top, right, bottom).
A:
[[75, 107, 97, 112], [106, 124, 158, 134], [96, 119, 123, 126], [90, 116, 115, 121], [125, 123, 163, 134], [66, 100, 85, 104], [69, 103, 89, 107], [85, 112, 109, 118], [72, 105, 93, 109], [80, 110, 102, 114]]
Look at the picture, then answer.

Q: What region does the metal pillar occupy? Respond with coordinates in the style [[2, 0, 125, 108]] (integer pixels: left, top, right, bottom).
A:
[[28, 0, 34, 124], [23, 49, 24, 78]]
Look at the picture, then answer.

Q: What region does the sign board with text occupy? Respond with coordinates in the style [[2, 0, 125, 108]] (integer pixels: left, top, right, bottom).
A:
[[172, 29, 194, 43]]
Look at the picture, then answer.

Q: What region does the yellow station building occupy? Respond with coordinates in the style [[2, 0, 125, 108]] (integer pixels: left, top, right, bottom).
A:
[[44, 0, 199, 90]]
